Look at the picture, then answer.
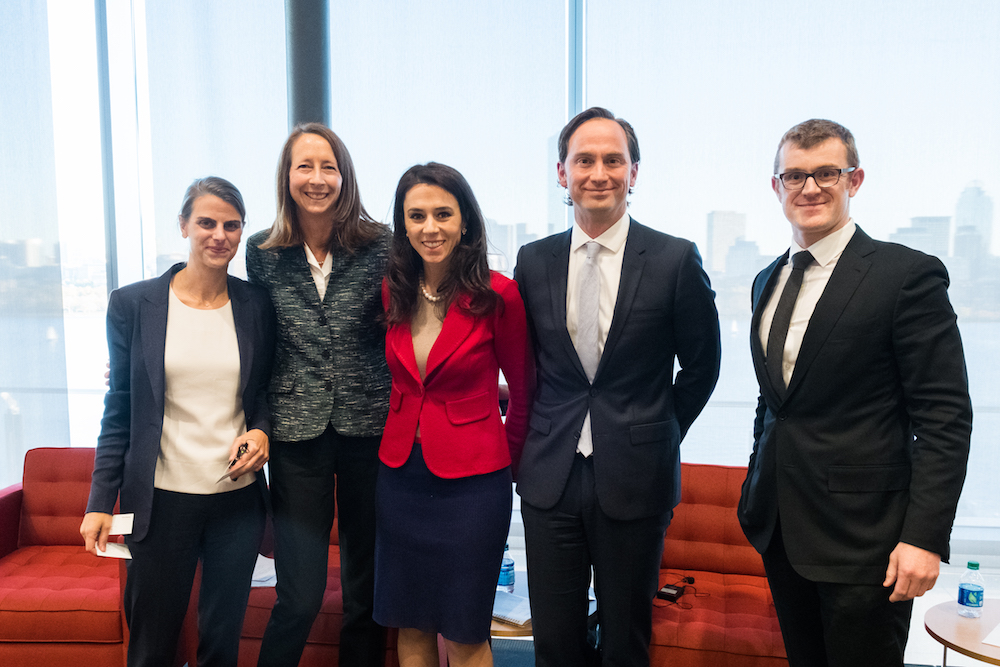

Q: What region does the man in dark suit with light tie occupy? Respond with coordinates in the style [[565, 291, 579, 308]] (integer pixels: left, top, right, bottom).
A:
[[738, 119, 972, 667], [514, 107, 722, 666]]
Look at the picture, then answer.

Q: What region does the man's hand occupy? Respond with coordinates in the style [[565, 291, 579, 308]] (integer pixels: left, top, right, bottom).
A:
[[223, 429, 269, 481], [883, 542, 940, 602], [80, 512, 114, 555]]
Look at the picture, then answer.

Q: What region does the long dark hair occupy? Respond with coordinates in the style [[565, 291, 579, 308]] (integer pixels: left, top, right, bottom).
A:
[[385, 163, 498, 325], [259, 122, 383, 253]]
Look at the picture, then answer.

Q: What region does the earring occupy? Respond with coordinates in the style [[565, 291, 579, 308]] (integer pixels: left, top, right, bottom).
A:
[[462, 228, 467, 235]]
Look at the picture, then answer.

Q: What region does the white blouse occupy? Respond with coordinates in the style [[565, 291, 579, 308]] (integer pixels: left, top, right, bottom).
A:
[[154, 288, 254, 494]]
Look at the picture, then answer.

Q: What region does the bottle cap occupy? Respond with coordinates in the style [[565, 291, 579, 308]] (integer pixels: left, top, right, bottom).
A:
[[967, 561, 979, 570]]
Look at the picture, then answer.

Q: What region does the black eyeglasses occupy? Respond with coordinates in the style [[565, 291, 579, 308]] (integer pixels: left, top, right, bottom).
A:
[[774, 167, 857, 190]]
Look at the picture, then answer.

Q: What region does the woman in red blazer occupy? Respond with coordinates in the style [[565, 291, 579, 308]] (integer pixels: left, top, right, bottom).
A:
[[375, 163, 534, 667]]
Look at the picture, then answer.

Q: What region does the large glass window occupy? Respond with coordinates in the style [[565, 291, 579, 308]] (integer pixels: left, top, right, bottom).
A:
[[141, 0, 288, 278], [0, 0, 287, 488], [1, 0, 106, 485], [326, 1, 568, 270], [586, 0, 1000, 487], [586, 1, 1000, 660]]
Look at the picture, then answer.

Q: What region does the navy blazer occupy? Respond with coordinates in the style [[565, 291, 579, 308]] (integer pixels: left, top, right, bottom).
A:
[[738, 227, 972, 584], [87, 263, 276, 542], [514, 219, 722, 521]]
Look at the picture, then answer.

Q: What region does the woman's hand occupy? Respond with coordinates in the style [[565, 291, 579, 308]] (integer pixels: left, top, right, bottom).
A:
[[223, 429, 270, 481], [80, 512, 114, 555]]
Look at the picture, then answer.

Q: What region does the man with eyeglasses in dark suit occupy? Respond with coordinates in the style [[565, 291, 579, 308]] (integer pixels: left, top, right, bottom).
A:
[[738, 118, 972, 667]]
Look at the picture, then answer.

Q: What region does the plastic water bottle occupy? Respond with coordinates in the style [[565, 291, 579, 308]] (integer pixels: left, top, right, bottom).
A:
[[957, 560, 985, 618], [497, 543, 515, 593]]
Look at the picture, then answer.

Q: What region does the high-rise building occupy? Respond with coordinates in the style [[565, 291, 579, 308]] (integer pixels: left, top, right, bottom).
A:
[[706, 211, 746, 274], [955, 183, 994, 254], [726, 237, 766, 278], [889, 216, 950, 258], [484, 217, 513, 272]]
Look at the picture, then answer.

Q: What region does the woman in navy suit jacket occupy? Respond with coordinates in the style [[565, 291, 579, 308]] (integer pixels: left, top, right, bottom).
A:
[[375, 163, 534, 667], [81, 177, 275, 667]]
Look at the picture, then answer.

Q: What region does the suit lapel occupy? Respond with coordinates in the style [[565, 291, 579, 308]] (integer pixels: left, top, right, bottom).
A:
[[751, 254, 787, 404], [786, 230, 874, 398], [228, 276, 253, 396], [140, 267, 176, 418], [424, 297, 476, 382], [546, 231, 586, 378], [388, 321, 422, 385], [282, 245, 324, 309], [599, 218, 645, 378]]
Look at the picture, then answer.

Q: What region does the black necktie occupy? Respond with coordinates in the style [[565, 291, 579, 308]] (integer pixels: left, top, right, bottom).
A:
[[766, 250, 814, 394]]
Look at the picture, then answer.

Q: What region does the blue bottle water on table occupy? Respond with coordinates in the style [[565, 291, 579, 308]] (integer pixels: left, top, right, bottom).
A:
[[957, 560, 985, 618], [497, 543, 515, 593]]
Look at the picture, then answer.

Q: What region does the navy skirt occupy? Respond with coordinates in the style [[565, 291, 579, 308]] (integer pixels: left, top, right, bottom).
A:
[[373, 443, 512, 644]]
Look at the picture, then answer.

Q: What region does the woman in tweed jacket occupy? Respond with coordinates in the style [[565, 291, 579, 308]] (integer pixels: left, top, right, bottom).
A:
[[246, 123, 391, 667]]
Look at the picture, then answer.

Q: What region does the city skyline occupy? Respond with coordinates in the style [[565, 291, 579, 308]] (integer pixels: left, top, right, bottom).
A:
[[5, 179, 996, 318]]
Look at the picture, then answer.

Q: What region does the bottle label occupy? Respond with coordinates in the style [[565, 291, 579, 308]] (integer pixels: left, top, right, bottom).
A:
[[958, 584, 984, 608]]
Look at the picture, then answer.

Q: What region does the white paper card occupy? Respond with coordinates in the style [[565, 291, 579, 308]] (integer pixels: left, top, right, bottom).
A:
[[109, 513, 134, 536], [95, 542, 132, 559], [251, 554, 277, 588], [982, 610, 1000, 648]]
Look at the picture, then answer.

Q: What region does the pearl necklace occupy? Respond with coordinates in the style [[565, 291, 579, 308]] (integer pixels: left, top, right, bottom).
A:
[[419, 277, 444, 303]]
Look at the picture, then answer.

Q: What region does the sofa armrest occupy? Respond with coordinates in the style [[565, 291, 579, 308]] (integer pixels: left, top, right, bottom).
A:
[[0, 483, 23, 558]]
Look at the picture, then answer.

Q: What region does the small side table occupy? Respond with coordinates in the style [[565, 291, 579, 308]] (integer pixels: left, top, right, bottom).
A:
[[492, 572, 533, 638], [491, 617, 533, 638], [924, 600, 1000, 665], [489, 572, 597, 639]]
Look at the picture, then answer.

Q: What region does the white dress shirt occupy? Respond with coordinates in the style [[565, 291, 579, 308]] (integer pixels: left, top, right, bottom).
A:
[[304, 243, 333, 300], [567, 212, 630, 456], [759, 220, 857, 386]]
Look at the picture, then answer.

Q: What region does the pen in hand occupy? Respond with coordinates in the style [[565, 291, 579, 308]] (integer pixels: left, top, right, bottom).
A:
[[217, 442, 250, 483]]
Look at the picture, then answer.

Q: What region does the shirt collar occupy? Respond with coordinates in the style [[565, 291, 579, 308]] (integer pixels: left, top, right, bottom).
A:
[[791, 219, 856, 268], [303, 243, 332, 274], [571, 211, 631, 254]]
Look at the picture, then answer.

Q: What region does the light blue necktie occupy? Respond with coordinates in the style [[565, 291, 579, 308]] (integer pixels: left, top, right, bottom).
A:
[[578, 241, 601, 382], [576, 241, 601, 457]]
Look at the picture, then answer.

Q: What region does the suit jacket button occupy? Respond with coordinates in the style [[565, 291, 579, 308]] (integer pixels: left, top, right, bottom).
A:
[[778, 413, 787, 421], [318, 315, 328, 326], [322, 349, 331, 360], [325, 380, 333, 392], [589, 388, 598, 397]]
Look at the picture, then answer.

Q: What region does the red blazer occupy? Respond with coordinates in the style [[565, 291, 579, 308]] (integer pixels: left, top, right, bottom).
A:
[[380, 272, 535, 479]]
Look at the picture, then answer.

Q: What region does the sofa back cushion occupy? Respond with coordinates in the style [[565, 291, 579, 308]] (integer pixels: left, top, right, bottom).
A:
[[19, 447, 96, 548], [661, 463, 765, 577]]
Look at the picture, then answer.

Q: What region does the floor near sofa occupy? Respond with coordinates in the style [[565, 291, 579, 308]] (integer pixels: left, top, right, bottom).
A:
[[493, 638, 534, 666]]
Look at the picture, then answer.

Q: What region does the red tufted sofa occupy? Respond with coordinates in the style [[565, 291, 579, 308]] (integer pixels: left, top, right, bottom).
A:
[[0, 447, 129, 666], [0, 447, 407, 667], [650, 463, 788, 666]]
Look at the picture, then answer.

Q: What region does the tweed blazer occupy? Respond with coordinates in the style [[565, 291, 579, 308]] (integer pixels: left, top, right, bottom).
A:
[[246, 227, 391, 442]]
